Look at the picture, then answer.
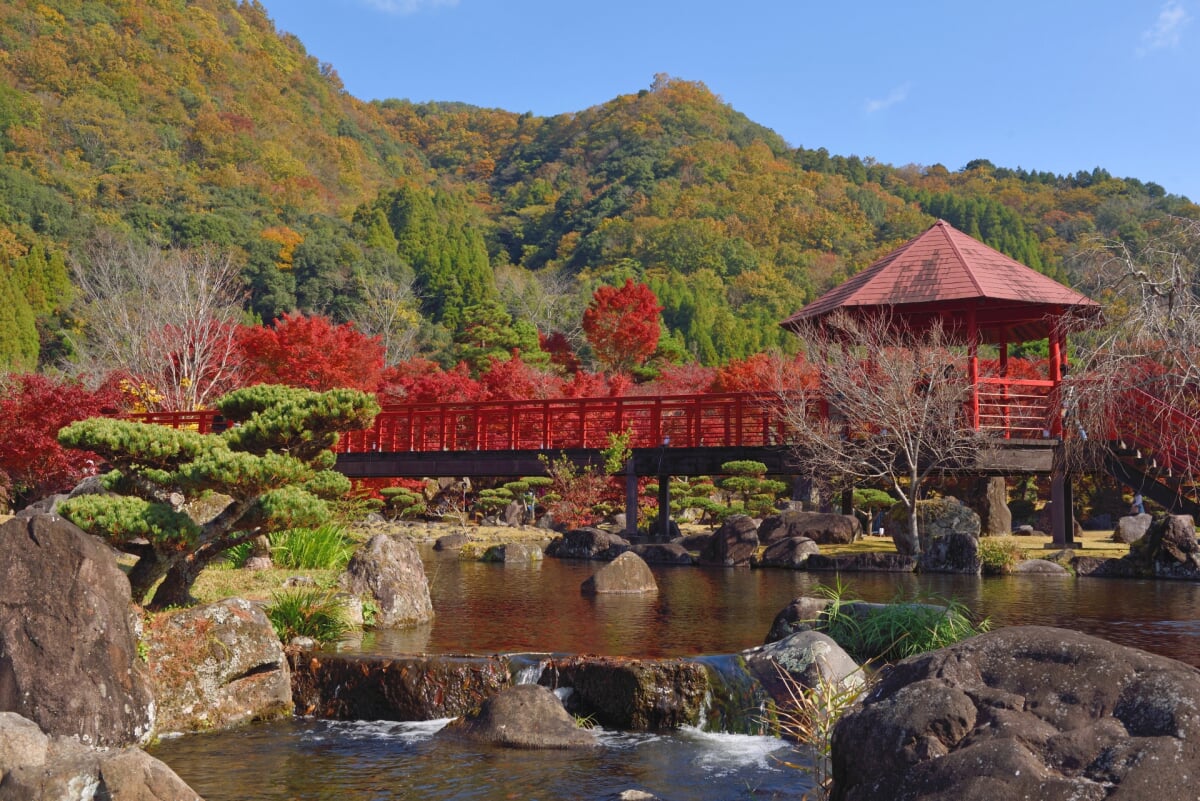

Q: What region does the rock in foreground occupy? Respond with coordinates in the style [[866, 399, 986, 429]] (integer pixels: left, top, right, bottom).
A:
[[0, 514, 154, 746], [830, 625, 1200, 801], [147, 598, 292, 734], [0, 711, 200, 801]]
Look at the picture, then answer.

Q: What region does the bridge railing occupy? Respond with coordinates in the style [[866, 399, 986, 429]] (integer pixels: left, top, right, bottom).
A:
[[124, 379, 1057, 453], [336, 392, 792, 453]]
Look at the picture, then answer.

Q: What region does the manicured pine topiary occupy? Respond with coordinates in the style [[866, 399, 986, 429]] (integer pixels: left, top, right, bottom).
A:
[[57, 384, 379, 610]]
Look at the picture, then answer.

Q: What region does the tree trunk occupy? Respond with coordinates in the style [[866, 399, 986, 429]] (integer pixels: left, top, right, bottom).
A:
[[127, 551, 174, 606], [148, 551, 211, 610]]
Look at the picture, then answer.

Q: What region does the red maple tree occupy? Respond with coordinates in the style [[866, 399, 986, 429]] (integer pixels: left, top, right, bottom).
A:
[[237, 313, 385, 392], [582, 279, 662, 374], [0, 374, 123, 508]]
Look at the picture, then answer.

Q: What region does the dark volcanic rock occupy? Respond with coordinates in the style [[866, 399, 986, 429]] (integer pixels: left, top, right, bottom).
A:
[[434, 532, 471, 551], [539, 656, 708, 730], [920, 530, 981, 575], [290, 653, 511, 721], [0, 514, 154, 746], [755, 536, 820, 568], [632, 542, 695, 565], [581, 551, 658, 594], [545, 527, 630, 561], [743, 630, 862, 707], [698, 515, 759, 565], [829, 626, 1200, 801], [758, 510, 861, 546], [1129, 514, 1200, 577], [764, 596, 832, 643], [806, 553, 916, 572], [436, 684, 596, 749]]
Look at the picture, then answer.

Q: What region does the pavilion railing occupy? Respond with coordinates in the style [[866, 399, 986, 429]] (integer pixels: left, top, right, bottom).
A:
[[975, 377, 1058, 439]]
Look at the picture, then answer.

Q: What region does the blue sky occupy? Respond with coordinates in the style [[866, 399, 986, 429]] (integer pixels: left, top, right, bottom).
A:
[[266, 1, 1199, 200]]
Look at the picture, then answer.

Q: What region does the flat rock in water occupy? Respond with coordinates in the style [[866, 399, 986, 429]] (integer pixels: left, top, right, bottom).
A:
[[436, 684, 596, 749]]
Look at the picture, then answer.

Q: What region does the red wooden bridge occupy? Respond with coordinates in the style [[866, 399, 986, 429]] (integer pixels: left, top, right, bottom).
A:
[[132, 380, 1062, 478]]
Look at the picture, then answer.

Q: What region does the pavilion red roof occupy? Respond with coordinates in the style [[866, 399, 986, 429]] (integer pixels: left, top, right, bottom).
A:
[[779, 219, 1101, 344]]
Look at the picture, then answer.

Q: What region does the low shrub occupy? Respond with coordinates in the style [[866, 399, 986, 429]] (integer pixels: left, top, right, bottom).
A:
[[266, 587, 349, 645], [978, 536, 1025, 575]]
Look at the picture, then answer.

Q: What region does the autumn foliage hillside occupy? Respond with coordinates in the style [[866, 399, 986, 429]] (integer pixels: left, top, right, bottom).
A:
[[0, 0, 1197, 376]]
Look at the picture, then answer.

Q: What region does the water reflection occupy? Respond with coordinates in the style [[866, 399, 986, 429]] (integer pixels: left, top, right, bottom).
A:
[[349, 547, 1200, 666]]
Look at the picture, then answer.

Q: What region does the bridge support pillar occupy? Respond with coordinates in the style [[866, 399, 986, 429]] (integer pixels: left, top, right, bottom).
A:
[[1049, 447, 1076, 548], [625, 459, 639, 537]]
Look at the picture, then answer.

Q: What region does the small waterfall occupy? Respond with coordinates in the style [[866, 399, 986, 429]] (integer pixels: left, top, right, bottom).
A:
[[507, 653, 551, 685], [695, 654, 774, 735]]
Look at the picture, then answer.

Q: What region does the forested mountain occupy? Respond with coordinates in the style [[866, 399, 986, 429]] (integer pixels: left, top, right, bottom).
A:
[[0, 0, 1196, 375]]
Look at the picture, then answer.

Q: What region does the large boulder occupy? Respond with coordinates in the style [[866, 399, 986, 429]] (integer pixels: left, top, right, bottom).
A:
[[146, 598, 292, 734], [581, 551, 658, 594], [539, 656, 709, 730], [829, 626, 1200, 801], [1129, 514, 1200, 577], [886, 497, 981, 556], [920, 530, 981, 575], [698, 514, 759, 566], [0, 514, 154, 746], [1112, 513, 1153, 544], [758, 510, 861, 546], [0, 712, 200, 800], [544, 527, 630, 561], [436, 684, 596, 749], [340, 533, 434, 627], [743, 630, 862, 708], [969, 476, 1012, 536], [755, 536, 820, 569], [481, 542, 545, 563]]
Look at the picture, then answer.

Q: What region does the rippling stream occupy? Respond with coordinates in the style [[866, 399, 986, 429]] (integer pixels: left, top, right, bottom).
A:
[[151, 544, 1200, 800]]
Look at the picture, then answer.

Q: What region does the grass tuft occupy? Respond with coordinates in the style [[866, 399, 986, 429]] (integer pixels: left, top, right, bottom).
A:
[[271, 523, 354, 570], [816, 579, 989, 666], [266, 587, 349, 645]]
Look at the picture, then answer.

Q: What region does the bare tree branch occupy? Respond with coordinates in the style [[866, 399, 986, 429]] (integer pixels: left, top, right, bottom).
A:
[[777, 312, 985, 550], [352, 272, 423, 366], [68, 236, 245, 411]]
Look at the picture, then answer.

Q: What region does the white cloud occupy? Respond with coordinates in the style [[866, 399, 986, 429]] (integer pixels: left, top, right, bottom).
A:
[[864, 82, 911, 114], [1139, 0, 1191, 53], [360, 0, 459, 14]]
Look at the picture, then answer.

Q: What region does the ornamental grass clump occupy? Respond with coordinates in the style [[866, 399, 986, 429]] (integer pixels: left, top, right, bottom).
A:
[[817, 580, 989, 666], [271, 523, 354, 570], [266, 587, 349, 646]]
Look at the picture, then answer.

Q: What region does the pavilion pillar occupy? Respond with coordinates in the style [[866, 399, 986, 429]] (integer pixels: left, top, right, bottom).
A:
[[999, 333, 1010, 438], [967, 307, 979, 430], [624, 457, 638, 537]]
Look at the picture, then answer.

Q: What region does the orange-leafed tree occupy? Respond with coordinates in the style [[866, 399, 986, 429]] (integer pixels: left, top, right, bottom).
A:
[[582, 279, 662, 374], [237, 312, 385, 392]]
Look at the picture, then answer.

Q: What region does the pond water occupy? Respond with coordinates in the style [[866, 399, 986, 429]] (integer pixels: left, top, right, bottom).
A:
[[152, 545, 1200, 800]]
